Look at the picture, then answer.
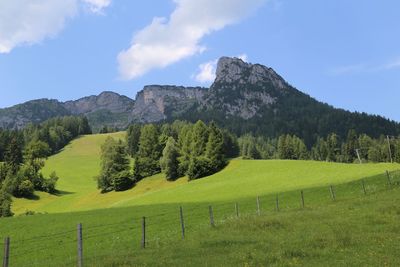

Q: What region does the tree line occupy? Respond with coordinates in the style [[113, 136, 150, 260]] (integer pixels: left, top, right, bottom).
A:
[[96, 120, 238, 193], [239, 130, 400, 163], [0, 116, 92, 217]]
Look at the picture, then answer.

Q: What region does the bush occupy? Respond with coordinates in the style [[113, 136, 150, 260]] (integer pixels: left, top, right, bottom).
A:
[[188, 157, 213, 180], [0, 189, 13, 217], [17, 180, 34, 198], [42, 172, 59, 194], [113, 171, 133, 191]]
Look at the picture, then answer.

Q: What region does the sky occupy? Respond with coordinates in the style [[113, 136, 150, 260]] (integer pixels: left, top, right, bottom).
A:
[[0, 0, 399, 122]]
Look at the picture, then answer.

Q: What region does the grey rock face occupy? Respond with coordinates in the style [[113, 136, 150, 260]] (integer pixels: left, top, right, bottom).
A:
[[130, 85, 206, 123], [63, 91, 134, 114], [215, 57, 287, 89], [203, 57, 288, 119]]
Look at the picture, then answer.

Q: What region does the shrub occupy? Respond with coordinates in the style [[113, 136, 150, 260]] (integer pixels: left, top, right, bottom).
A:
[[17, 180, 34, 198], [188, 157, 213, 180]]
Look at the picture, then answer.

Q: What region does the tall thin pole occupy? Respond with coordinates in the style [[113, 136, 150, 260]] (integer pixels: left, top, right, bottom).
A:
[[141, 217, 146, 249], [77, 223, 83, 267], [2, 237, 9, 267], [179, 207, 185, 239], [209, 206, 215, 227], [355, 149, 362, 164]]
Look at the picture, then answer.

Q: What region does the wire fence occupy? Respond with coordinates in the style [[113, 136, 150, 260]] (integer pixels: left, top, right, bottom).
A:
[[2, 169, 400, 267]]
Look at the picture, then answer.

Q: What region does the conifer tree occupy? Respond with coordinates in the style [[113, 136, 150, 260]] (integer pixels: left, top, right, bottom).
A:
[[126, 124, 141, 157], [191, 120, 209, 157], [160, 137, 180, 180], [134, 124, 161, 180], [205, 122, 226, 171]]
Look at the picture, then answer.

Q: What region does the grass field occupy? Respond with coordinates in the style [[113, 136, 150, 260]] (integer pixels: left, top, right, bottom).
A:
[[11, 133, 400, 214], [3, 133, 400, 266], [1, 170, 399, 266]]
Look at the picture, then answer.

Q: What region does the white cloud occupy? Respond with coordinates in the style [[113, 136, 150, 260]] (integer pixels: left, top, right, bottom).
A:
[[118, 0, 265, 80], [193, 53, 248, 83], [194, 59, 218, 83], [0, 0, 78, 54], [0, 0, 112, 54], [82, 0, 112, 14]]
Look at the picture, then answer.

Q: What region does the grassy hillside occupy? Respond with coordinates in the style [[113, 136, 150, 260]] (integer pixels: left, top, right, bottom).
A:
[[103, 186, 400, 266], [12, 132, 400, 214], [1, 170, 399, 266]]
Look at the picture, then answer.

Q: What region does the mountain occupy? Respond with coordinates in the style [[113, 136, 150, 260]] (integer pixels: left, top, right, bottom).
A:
[[0, 57, 399, 142], [143, 57, 400, 144], [0, 91, 134, 131]]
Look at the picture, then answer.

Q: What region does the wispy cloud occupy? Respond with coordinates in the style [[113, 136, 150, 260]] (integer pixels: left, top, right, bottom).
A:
[[382, 59, 400, 70], [330, 58, 400, 75], [82, 0, 112, 14], [117, 0, 265, 80]]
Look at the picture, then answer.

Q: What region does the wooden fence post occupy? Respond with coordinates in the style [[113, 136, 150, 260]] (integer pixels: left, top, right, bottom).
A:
[[235, 203, 239, 218], [361, 179, 367, 195], [300, 190, 305, 208], [330, 185, 336, 201], [209, 206, 215, 227], [386, 171, 392, 188], [256, 196, 261, 216], [77, 223, 83, 267], [141, 217, 146, 248], [276, 194, 280, 212], [179, 207, 185, 239], [2, 237, 9, 267]]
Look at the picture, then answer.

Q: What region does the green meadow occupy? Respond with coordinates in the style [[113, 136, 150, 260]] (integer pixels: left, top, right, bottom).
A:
[[2, 132, 399, 266], [11, 133, 400, 214]]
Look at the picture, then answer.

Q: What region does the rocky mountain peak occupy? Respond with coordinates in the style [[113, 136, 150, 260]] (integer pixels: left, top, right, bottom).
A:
[[215, 57, 287, 89], [63, 91, 134, 115]]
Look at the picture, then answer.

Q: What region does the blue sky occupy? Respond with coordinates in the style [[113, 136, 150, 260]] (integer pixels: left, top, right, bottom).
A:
[[0, 0, 399, 122]]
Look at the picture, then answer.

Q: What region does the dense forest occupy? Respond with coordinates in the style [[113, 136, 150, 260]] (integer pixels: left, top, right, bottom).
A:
[[239, 130, 400, 163], [97, 120, 238, 193], [0, 116, 92, 217]]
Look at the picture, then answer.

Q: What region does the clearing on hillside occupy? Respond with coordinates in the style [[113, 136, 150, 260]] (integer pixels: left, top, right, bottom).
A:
[[12, 132, 400, 214]]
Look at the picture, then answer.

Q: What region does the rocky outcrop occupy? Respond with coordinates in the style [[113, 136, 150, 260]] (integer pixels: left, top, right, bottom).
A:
[[203, 57, 286, 119], [63, 91, 134, 114], [130, 85, 206, 123], [215, 57, 287, 89]]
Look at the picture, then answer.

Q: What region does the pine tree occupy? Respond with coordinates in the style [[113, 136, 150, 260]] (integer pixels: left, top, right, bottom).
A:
[[134, 124, 161, 180], [160, 137, 180, 180], [343, 129, 359, 163], [126, 124, 141, 157], [205, 122, 226, 171], [191, 121, 209, 157], [177, 125, 193, 175], [277, 135, 287, 159], [4, 134, 23, 174], [326, 133, 339, 161], [97, 137, 132, 192]]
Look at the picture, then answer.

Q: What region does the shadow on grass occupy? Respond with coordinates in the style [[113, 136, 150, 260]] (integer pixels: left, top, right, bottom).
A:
[[54, 190, 75, 197]]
